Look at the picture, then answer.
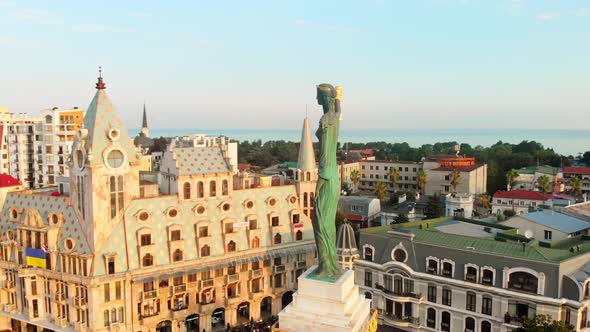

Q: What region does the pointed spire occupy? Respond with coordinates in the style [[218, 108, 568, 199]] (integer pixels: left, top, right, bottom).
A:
[[142, 102, 148, 128], [297, 117, 316, 172], [95, 66, 106, 90]]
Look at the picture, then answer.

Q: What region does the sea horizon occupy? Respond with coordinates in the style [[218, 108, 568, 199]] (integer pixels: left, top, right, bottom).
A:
[[131, 128, 590, 156]]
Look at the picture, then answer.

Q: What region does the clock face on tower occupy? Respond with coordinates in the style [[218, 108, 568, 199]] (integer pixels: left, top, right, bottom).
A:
[[106, 149, 124, 168]]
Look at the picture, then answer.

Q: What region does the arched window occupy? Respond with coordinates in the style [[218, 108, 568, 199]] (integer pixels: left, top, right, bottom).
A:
[[209, 180, 216, 197], [274, 233, 282, 244], [465, 317, 475, 332], [306, 172, 311, 181], [103, 310, 109, 327], [441, 311, 451, 332], [118, 307, 124, 323], [200, 245, 210, 257], [466, 266, 478, 282], [585, 282, 590, 298], [364, 246, 373, 261], [303, 192, 308, 208], [111, 308, 116, 322], [442, 261, 453, 277], [251, 237, 260, 248], [508, 271, 538, 293], [482, 268, 494, 286], [481, 320, 491, 332], [426, 308, 436, 328], [427, 258, 438, 274], [222, 179, 228, 196], [183, 182, 191, 199], [227, 240, 236, 252], [109, 175, 124, 219], [295, 230, 303, 241], [173, 249, 183, 262], [142, 253, 153, 267], [197, 182, 204, 198]]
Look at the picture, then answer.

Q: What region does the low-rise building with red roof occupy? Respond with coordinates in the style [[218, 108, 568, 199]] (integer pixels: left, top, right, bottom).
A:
[[492, 189, 553, 216], [564, 167, 590, 195]]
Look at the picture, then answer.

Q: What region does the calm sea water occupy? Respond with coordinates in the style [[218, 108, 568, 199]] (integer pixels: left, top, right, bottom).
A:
[[131, 128, 590, 156]]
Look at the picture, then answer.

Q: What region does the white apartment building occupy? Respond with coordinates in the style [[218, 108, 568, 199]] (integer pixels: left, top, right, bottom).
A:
[[492, 190, 552, 216], [0, 107, 84, 189]]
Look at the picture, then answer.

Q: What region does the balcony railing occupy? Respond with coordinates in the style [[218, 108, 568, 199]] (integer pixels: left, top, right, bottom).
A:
[[296, 261, 307, 269], [172, 284, 186, 294], [74, 296, 87, 306], [374, 284, 420, 299], [200, 279, 214, 288], [381, 312, 419, 325], [226, 273, 240, 284], [250, 269, 263, 278], [54, 291, 65, 301], [274, 265, 286, 273], [141, 290, 158, 300]]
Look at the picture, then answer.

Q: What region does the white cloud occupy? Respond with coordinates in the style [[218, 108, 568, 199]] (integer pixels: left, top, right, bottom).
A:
[[73, 24, 113, 32], [132, 11, 152, 18], [0, 37, 16, 44], [575, 8, 588, 17], [295, 19, 306, 25], [537, 12, 560, 21], [10, 9, 63, 26], [11, 10, 49, 21], [0, 1, 15, 7], [503, 0, 525, 16]]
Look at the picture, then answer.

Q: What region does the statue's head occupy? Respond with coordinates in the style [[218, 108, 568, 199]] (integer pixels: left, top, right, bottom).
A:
[[316, 84, 336, 109]]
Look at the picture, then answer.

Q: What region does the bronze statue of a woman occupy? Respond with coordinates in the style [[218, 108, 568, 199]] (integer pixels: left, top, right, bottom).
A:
[[311, 83, 343, 280]]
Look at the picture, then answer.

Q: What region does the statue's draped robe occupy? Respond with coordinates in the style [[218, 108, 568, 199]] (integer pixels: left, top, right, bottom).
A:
[[312, 101, 341, 278]]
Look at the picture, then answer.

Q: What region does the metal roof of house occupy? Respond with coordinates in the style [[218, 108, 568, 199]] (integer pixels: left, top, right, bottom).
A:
[[521, 211, 590, 234]]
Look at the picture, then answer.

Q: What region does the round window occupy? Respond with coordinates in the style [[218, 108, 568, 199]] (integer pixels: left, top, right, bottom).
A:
[[50, 214, 59, 225], [106, 149, 124, 168], [196, 206, 206, 215], [289, 196, 297, 204], [222, 203, 231, 211], [139, 211, 149, 221], [168, 208, 178, 219], [269, 198, 276, 207], [393, 249, 407, 262], [75, 149, 85, 169], [108, 128, 120, 141], [65, 238, 75, 250], [245, 201, 254, 209], [6, 230, 14, 240]]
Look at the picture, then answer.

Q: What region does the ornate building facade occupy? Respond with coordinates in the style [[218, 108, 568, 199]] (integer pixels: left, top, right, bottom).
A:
[[0, 74, 317, 332]]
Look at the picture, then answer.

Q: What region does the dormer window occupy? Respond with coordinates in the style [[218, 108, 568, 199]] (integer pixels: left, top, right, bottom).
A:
[[363, 246, 374, 261], [481, 267, 495, 286], [441, 260, 454, 277], [427, 258, 438, 274], [465, 265, 478, 283]]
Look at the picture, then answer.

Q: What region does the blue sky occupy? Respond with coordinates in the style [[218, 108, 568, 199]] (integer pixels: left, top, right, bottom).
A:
[[0, 0, 589, 130]]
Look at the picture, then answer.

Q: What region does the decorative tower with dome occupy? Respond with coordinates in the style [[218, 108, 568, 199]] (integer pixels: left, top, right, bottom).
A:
[[336, 222, 360, 270]]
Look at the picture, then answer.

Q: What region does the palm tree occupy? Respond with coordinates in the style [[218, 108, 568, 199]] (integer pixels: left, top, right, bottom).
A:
[[537, 175, 552, 194], [374, 181, 388, 201], [570, 176, 582, 196], [449, 169, 461, 192], [350, 169, 361, 192], [479, 193, 491, 209], [506, 169, 519, 190], [417, 169, 427, 194], [389, 167, 399, 192]]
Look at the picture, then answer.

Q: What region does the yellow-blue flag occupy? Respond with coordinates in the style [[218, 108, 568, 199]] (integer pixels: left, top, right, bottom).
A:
[[25, 248, 46, 268]]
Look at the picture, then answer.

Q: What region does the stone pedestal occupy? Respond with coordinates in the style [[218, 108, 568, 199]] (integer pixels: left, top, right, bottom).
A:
[[278, 266, 372, 332]]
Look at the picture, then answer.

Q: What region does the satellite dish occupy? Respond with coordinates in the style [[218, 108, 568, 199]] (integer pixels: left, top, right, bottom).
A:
[[524, 230, 533, 239]]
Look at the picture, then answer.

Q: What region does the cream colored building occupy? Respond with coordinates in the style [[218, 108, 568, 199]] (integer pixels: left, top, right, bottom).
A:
[[0, 75, 318, 332]]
